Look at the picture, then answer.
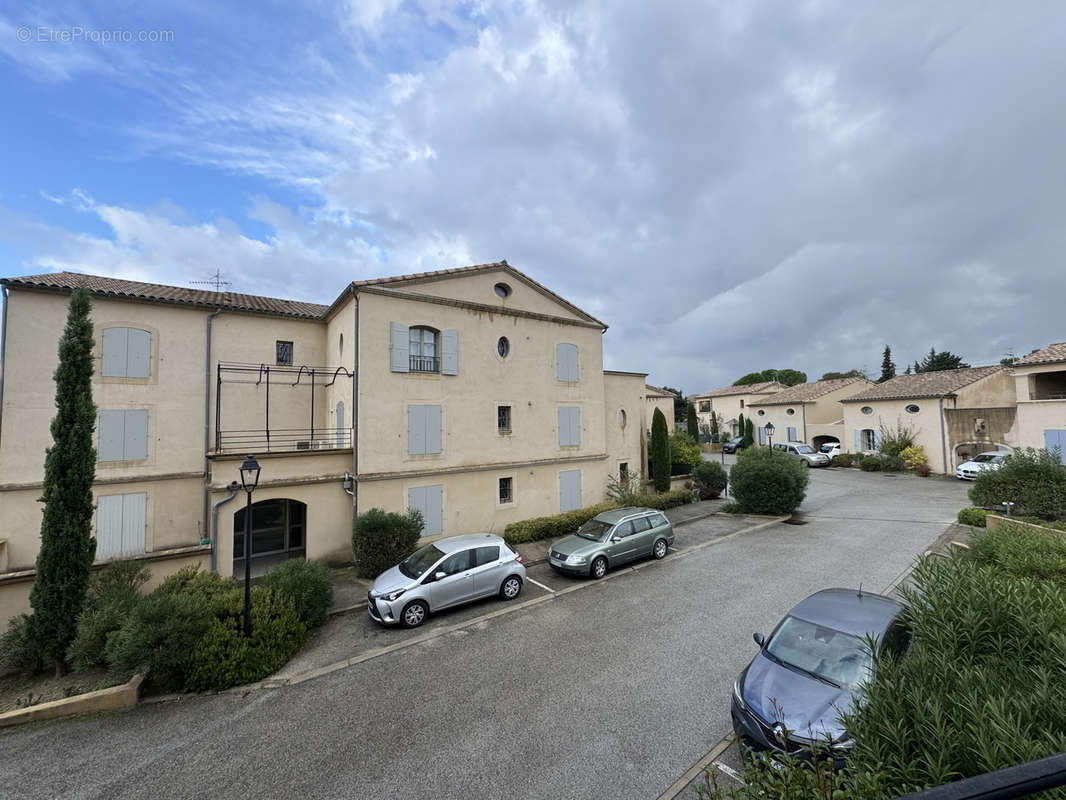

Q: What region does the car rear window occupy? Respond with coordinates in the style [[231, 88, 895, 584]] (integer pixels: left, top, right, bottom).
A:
[[474, 545, 500, 566], [648, 513, 668, 528]]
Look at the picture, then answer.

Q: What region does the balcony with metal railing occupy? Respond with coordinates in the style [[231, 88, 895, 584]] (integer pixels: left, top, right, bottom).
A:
[[216, 427, 352, 454], [409, 355, 440, 373]]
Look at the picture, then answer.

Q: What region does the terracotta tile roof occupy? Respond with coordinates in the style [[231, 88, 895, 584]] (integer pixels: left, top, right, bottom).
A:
[[749, 376, 870, 406], [1, 271, 328, 319], [645, 385, 677, 398], [839, 366, 1004, 402], [690, 381, 782, 399], [1015, 342, 1066, 367]]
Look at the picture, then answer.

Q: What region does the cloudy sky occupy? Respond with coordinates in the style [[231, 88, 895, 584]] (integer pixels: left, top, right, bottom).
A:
[[2, 1, 1064, 393]]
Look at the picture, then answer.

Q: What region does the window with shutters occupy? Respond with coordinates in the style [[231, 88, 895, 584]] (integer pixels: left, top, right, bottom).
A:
[[98, 409, 149, 462], [407, 405, 443, 455], [390, 322, 458, 375], [95, 492, 147, 560], [409, 326, 439, 372], [101, 327, 152, 378], [556, 342, 579, 382], [558, 406, 581, 447]]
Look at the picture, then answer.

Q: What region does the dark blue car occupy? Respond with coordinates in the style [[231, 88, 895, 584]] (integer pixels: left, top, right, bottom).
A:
[[731, 588, 908, 766]]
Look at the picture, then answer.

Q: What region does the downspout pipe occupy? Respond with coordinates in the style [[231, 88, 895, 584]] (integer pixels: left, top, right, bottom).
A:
[[203, 309, 222, 556], [0, 287, 9, 449], [210, 481, 240, 572], [801, 402, 807, 443], [350, 286, 359, 517], [939, 397, 949, 475]]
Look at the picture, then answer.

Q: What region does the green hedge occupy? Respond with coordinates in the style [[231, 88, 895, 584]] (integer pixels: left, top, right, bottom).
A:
[[860, 455, 882, 471], [957, 507, 988, 527], [969, 447, 1066, 520], [503, 490, 695, 546], [263, 559, 333, 628], [729, 447, 808, 516], [829, 453, 854, 468], [352, 508, 424, 579]]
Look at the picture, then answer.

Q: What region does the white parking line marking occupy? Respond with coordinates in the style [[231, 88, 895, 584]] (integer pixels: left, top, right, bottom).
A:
[[526, 577, 556, 593], [712, 760, 745, 784], [667, 546, 679, 552]]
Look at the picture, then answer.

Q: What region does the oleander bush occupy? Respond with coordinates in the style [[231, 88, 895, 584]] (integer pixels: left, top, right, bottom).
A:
[[0, 614, 45, 676], [956, 507, 987, 527], [969, 447, 1066, 521], [967, 519, 1066, 583], [728, 447, 808, 515], [352, 508, 424, 579], [68, 561, 151, 672], [860, 455, 882, 472], [263, 559, 334, 628]]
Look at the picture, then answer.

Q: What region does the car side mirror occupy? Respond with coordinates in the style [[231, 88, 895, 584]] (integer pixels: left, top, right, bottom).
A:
[[753, 632, 765, 647], [434, 571, 447, 581], [611, 536, 622, 543]]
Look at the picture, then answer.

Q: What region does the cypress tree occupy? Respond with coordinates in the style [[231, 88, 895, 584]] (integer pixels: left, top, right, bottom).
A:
[[686, 403, 699, 439], [651, 408, 670, 492], [737, 412, 745, 442], [744, 417, 755, 448], [709, 411, 719, 442], [879, 345, 896, 383], [31, 285, 97, 676]]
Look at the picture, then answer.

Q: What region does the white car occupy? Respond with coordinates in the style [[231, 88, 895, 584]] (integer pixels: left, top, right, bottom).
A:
[[955, 451, 1008, 480], [819, 443, 842, 459]]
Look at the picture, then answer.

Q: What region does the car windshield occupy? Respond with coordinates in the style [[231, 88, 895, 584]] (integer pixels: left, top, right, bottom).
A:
[[398, 544, 445, 579], [576, 519, 612, 541], [795, 445, 814, 454], [765, 615, 873, 689], [819, 445, 833, 453], [972, 454, 1000, 463]]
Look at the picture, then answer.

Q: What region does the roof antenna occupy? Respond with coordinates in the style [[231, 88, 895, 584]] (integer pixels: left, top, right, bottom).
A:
[[857, 582, 864, 599], [190, 268, 231, 292]]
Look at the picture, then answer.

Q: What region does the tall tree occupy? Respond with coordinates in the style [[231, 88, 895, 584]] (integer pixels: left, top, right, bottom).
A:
[[820, 369, 865, 381], [879, 345, 896, 383], [733, 368, 806, 387], [737, 412, 745, 442], [657, 386, 686, 424], [650, 408, 670, 492], [686, 403, 699, 439], [916, 348, 969, 373], [31, 286, 97, 676], [709, 410, 720, 442], [743, 417, 755, 448]]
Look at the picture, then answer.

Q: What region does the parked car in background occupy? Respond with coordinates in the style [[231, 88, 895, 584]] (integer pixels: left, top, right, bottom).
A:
[[722, 436, 746, 454], [549, 507, 675, 579], [731, 588, 908, 767], [819, 443, 841, 459], [956, 451, 1008, 480], [368, 534, 525, 628], [773, 442, 830, 467]]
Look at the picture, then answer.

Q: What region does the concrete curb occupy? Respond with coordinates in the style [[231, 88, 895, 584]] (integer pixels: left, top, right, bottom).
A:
[[0, 671, 146, 729]]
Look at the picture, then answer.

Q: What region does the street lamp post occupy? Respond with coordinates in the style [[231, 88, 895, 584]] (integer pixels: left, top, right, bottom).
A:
[[765, 421, 775, 450], [239, 454, 262, 637]]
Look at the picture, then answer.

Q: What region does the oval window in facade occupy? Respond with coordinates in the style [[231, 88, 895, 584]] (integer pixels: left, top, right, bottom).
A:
[[786, 408, 795, 415], [497, 336, 510, 358], [861, 406, 873, 415], [619, 409, 627, 428], [757, 409, 765, 416], [494, 282, 512, 298], [906, 404, 920, 413]]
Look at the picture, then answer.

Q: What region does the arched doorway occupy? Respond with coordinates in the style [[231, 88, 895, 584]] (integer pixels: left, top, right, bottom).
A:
[[233, 498, 306, 577], [812, 435, 840, 450]]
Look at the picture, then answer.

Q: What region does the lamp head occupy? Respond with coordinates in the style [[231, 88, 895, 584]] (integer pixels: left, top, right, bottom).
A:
[[239, 455, 261, 491]]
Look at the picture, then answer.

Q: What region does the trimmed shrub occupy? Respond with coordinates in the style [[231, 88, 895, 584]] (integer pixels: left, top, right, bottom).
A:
[[900, 444, 928, 469], [880, 454, 907, 473], [352, 508, 424, 579], [860, 455, 882, 472], [957, 507, 987, 527], [915, 462, 932, 477], [692, 460, 728, 499], [729, 447, 809, 515], [185, 586, 306, 691], [670, 431, 703, 469], [504, 502, 618, 546], [969, 447, 1066, 520], [105, 591, 213, 691], [632, 489, 693, 510], [720, 502, 742, 514], [264, 559, 334, 628], [0, 614, 45, 675], [650, 408, 670, 492], [829, 453, 854, 468], [68, 561, 151, 671], [156, 564, 234, 602]]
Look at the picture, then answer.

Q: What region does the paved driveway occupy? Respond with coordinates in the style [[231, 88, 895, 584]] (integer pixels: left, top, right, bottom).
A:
[[1, 468, 969, 800]]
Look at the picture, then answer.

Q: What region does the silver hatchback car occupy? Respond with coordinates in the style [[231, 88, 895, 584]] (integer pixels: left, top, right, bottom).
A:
[[368, 534, 526, 628]]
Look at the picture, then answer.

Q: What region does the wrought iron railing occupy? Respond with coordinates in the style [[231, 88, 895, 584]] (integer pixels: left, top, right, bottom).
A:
[[409, 355, 440, 373], [215, 428, 352, 454]]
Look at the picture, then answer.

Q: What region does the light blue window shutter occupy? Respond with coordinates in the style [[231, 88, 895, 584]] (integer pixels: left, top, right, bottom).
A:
[[121, 493, 147, 556], [408, 486, 425, 523], [99, 411, 125, 462], [123, 410, 148, 460], [101, 328, 128, 377], [855, 429, 863, 451], [408, 406, 425, 454], [874, 429, 883, 451], [426, 485, 443, 535], [571, 407, 581, 446], [557, 343, 578, 382], [758, 427, 766, 445], [426, 405, 442, 454], [441, 330, 458, 375], [390, 322, 409, 372], [96, 494, 124, 558], [559, 469, 582, 512], [559, 407, 579, 446], [787, 426, 797, 441], [126, 329, 151, 378]]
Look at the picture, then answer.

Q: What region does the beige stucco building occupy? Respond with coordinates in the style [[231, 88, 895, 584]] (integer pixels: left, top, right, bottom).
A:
[[688, 381, 783, 438], [839, 366, 1017, 473], [0, 262, 652, 625], [1008, 343, 1066, 462], [747, 377, 872, 448], [644, 385, 676, 436]]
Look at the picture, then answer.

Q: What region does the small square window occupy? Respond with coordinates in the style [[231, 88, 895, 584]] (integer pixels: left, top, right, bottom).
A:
[[498, 476, 513, 504], [276, 340, 293, 366], [498, 405, 512, 433]]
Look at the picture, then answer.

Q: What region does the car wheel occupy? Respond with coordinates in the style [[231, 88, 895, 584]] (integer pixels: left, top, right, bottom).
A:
[[801, 460, 810, 468], [401, 600, 428, 628], [499, 575, 522, 600], [590, 556, 608, 579], [652, 538, 668, 559]]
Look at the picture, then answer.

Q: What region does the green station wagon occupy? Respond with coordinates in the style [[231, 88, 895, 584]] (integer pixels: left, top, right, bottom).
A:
[[548, 506, 675, 579]]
